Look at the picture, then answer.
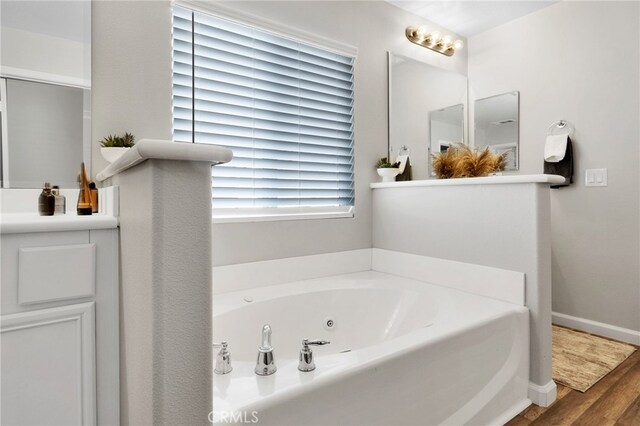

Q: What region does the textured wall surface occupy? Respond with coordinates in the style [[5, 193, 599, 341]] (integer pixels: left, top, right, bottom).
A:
[[115, 160, 213, 425], [92, 1, 173, 176]]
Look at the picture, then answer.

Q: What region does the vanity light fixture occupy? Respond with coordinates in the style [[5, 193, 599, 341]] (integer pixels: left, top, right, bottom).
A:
[[405, 26, 464, 57]]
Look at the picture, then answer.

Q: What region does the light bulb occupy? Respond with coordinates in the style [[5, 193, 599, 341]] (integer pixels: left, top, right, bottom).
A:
[[442, 35, 453, 46], [430, 31, 441, 44], [453, 40, 464, 50]]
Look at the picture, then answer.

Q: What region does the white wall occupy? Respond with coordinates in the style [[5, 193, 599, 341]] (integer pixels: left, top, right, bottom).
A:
[[468, 1, 640, 332], [91, 0, 468, 267], [1, 26, 90, 87], [92, 0, 173, 180]]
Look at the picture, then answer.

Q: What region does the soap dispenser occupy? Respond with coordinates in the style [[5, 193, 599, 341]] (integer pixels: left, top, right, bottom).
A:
[[38, 182, 55, 216]]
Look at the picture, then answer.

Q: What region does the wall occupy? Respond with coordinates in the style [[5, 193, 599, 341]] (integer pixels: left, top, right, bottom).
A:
[[468, 1, 640, 332], [92, 0, 468, 267], [1, 26, 90, 87], [92, 0, 173, 178]]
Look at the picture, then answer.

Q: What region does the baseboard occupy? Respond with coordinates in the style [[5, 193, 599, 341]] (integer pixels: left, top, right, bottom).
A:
[[528, 380, 557, 407], [552, 312, 640, 346]]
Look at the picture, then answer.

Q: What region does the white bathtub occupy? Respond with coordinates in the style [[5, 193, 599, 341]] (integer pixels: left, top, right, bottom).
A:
[[212, 271, 530, 425]]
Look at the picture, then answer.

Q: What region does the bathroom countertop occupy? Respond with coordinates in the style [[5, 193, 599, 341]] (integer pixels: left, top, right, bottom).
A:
[[370, 174, 565, 189], [0, 213, 118, 234]]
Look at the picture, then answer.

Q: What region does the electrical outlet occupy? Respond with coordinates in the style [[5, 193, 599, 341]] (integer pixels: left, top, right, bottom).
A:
[[585, 168, 607, 187]]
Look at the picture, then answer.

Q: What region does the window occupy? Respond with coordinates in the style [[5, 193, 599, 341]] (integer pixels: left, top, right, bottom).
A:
[[172, 7, 355, 221]]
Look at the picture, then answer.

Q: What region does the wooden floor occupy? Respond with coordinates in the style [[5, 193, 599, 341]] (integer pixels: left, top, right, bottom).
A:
[[507, 348, 640, 425]]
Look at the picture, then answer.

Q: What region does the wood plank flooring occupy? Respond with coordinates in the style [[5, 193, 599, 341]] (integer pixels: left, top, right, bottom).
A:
[[507, 348, 640, 426]]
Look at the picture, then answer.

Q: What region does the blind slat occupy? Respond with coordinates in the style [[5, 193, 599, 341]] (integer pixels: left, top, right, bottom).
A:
[[172, 6, 355, 210]]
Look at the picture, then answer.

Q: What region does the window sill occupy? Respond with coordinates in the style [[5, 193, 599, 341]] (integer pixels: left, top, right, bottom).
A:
[[212, 207, 354, 224]]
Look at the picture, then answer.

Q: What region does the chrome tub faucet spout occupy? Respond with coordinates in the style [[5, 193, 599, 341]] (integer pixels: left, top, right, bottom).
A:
[[255, 324, 276, 376]]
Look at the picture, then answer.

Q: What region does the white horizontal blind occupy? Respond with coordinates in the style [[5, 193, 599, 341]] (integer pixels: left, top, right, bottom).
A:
[[172, 7, 355, 210]]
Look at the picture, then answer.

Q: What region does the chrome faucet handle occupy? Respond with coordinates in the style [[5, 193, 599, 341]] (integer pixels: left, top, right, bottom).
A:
[[298, 339, 331, 372], [212, 341, 232, 375], [255, 324, 277, 376], [303, 339, 330, 347]]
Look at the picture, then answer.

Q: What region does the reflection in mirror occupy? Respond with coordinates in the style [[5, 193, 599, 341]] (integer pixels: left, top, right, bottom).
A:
[[429, 103, 464, 155], [474, 91, 519, 170], [388, 52, 467, 180], [0, 0, 91, 188], [2, 78, 88, 188]]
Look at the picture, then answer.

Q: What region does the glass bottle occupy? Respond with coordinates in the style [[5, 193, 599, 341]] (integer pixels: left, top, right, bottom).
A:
[[52, 185, 66, 214], [38, 182, 55, 216], [77, 163, 93, 215]]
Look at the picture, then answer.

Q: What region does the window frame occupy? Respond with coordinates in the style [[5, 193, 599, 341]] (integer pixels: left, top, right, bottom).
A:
[[172, 1, 358, 223]]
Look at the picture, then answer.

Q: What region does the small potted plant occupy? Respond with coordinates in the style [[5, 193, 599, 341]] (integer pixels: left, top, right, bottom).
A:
[[100, 132, 135, 163], [376, 157, 401, 182]]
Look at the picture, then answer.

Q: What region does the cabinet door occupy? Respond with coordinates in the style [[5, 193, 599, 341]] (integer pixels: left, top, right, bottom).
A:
[[1, 302, 96, 425]]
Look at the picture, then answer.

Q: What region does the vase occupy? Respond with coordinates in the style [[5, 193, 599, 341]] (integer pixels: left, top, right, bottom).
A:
[[100, 147, 130, 163], [377, 168, 400, 182]]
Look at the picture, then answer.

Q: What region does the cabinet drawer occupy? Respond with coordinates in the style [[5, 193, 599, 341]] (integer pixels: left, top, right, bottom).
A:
[[19, 243, 95, 305]]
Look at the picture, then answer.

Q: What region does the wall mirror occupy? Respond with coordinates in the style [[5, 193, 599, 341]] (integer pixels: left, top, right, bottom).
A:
[[430, 103, 464, 155], [388, 52, 467, 180], [0, 0, 91, 188], [473, 91, 519, 170]]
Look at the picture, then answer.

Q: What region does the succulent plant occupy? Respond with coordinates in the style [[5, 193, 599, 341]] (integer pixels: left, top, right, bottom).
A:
[[121, 132, 136, 148], [100, 132, 136, 148], [376, 157, 400, 169]]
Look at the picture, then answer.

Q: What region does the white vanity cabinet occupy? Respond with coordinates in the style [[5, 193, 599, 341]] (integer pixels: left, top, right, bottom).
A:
[[0, 228, 119, 426]]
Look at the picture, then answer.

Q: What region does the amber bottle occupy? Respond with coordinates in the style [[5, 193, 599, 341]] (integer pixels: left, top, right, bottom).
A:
[[77, 163, 93, 215], [89, 182, 99, 213]]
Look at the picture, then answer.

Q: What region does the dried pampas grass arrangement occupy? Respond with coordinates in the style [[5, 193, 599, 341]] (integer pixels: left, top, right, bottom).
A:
[[432, 144, 507, 179]]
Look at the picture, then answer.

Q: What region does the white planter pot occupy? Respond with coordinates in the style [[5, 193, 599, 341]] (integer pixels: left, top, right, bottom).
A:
[[377, 167, 400, 182], [101, 147, 130, 163]]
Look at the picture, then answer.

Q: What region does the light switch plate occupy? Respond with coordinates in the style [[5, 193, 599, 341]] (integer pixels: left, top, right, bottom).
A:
[[585, 168, 607, 187]]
